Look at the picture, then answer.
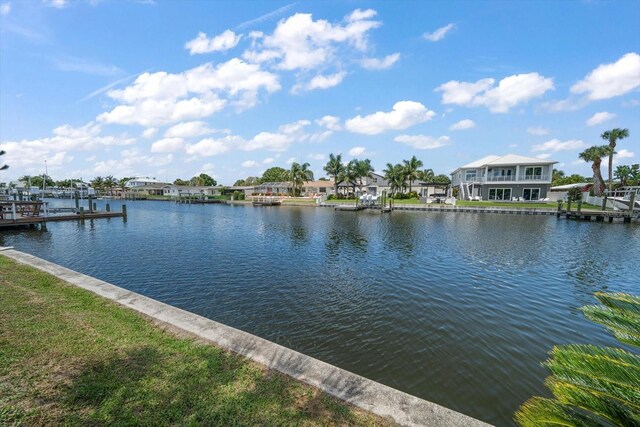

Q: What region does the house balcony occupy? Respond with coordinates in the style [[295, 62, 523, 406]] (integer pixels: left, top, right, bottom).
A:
[[460, 175, 551, 184]]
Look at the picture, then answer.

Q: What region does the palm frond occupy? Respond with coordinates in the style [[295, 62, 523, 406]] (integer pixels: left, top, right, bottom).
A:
[[546, 378, 640, 426], [546, 345, 640, 409], [593, 292, 640, 317], [515, 397, 603, 427], [582, 305, 640, 347]]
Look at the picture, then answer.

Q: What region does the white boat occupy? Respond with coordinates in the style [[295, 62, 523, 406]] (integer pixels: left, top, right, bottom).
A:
[[606, 186, 640, 211]]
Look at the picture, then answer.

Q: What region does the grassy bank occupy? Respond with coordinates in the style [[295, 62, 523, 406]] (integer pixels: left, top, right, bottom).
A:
[[0, 256, 388, 426]]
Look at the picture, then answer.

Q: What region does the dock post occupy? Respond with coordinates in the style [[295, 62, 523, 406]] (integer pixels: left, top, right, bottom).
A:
[[74, 192, 80, 211], [627, 192, 635, 222], [601, 196, 608, 211], [106, 203, 111, 212], [576, 199, 582, 216], [11, 202, 17, 223], [556, 200, 562, 218], [88, 195, 94, 213], [79, 207, 85, 220], [92, 202, 97, 212], [122, 204, 127, 219]]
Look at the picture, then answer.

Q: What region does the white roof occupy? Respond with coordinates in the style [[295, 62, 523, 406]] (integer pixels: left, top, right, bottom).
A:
[[455, 153, 556, 172]]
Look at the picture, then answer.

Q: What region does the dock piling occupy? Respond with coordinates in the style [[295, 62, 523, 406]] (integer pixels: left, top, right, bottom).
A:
[[106, 203, 111, 212], [122, 204, 127, 219]]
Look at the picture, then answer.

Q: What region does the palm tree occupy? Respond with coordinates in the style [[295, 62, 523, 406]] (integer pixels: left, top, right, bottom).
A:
[[418, 168, 435, 182], [91, 176, 105, 193], [601, 128, 629, 191], [289, 162, 314, 196], [403, 155, 423, 194], [383, 163, 406, 195], [579, 145, 612, 196], [515, 292, 639, 427], [323, 153, 345, 197], [614, 165, 631, 187], [104, 175, 117, 196], [353, 158, 374, 194], [0, 150, 8, 171]]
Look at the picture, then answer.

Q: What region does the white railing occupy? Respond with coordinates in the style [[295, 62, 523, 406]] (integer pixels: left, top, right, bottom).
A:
[[460, 174, 551, 184]]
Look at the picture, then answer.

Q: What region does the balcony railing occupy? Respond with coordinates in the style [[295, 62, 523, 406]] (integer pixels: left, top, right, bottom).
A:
[[460, 174, 550, 183]]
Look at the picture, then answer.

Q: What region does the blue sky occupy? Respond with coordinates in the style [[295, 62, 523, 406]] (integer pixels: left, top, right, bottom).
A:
[[1, 0, 639, 184]]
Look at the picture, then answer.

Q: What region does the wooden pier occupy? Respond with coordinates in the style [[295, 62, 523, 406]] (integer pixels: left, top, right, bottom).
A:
[[1, 201, 125, 230], [252, 196, 282, 206], [556, 197, 639, 223]]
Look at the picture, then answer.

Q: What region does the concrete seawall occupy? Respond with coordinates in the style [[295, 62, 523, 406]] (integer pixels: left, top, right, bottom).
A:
[[1, 249, 491, 427]]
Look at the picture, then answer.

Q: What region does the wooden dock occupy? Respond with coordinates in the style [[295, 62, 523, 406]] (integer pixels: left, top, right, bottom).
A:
[[252, 196, 282, 206], [1, 201, 125, 230]]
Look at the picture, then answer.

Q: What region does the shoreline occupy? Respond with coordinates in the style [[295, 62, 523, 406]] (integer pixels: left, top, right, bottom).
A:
[[1, 248, 490, 427]]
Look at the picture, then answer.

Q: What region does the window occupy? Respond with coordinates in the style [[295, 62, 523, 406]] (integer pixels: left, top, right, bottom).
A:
[[488, 188, 512, 200], [373, 178, 378, 183], [525, 167, 543, 179], [523, 188, 540, 200], [319, 187, 326, 193], [465, 170, 477, 181]]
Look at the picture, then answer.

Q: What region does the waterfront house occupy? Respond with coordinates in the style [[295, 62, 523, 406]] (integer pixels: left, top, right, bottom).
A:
[[162, 185, 222, 198], [451, 154, 557, 201], [125, 177, 165, 188], [338, 172, 426, 196]]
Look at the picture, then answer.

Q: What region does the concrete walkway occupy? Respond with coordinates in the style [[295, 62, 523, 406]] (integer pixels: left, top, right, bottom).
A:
[[1, 249, 491, 427]]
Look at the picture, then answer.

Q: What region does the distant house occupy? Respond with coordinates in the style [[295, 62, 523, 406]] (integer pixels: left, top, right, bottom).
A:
[[337, 172, 426, 196], [125, 177, 164, 188], [451, 154, 557, 201], [161, 185, 221, 197]]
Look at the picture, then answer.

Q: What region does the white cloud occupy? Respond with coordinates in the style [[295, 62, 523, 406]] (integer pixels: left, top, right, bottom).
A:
[[185, 135, 240, 156], [52, 55, 122, 77], [449, 119, 475, 130], [245, 9, 381, 71], [185, 30, 242, 54], [345, 101, 435, 135], [308, 153, 326, 161], [142, 128, 158, 138], [585, 111, 616, 127], [617, 149, 634, 159], [164, 121, 217, 138], [437, 73, 554, 113], [242, 132, 291, 152], [348, 146, 366, 156], [278, 120, 310, 135], [293, 71, 347, 93], [531, 139, 585, 152], [98, 59, 280, 126], [151, 137, 184, 153], [347, 8, 377, 22], [571, 52, 640, 100], [423, 23, 455, 42], [394, 135, 450, 150], [263, 157, 275, 164], [508, 143, 518, 148], [536, 153, 552, 159], [98, 95, 226, 127], [242, 160, 258, 167], [361, 53, 400, 70], [0, 122, 134, 171], [527, 126, 549, 136], [0, 2, 11, 15], [315, 115, 341, 131], [285, 157, 296, 165], [43, 0, 67, 8]]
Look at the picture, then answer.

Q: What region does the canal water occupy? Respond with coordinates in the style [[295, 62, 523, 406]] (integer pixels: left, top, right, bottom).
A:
[[2, 200, 638, 426]]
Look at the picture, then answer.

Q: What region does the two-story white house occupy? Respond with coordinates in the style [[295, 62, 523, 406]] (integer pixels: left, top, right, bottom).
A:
[[125, 177, 164, 188], [451, 154, 557, 201]]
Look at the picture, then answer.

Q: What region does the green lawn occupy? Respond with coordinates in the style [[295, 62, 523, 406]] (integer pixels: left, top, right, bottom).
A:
[[0, 256, 388, 427]]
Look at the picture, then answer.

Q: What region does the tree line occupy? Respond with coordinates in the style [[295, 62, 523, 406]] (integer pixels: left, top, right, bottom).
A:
[[234, 155, 451, 198]]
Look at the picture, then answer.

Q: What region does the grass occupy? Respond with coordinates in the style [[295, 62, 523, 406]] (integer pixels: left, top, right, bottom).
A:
[[0, 256, 390, 427]]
